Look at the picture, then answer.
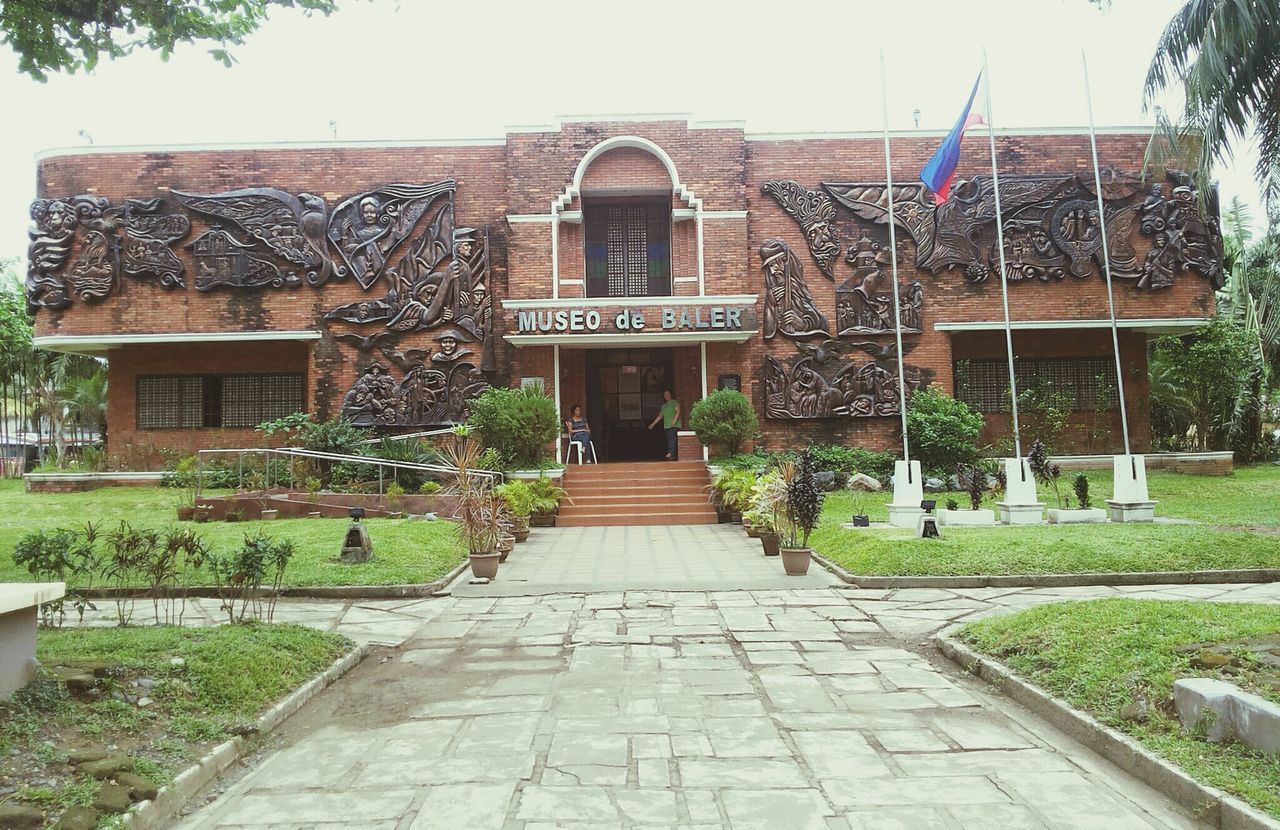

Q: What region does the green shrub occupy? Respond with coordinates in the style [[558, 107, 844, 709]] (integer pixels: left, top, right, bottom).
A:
[[689, 390, 759, 459], [905, 388, 984, 477], [495, 480, 535, 518], [808, 444, 896, 483], [711, 468, 758, 513], [467, 386, 559, 470]]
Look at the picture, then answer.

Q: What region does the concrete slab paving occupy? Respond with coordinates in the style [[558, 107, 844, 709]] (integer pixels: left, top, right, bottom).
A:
[[159, 580, 1280, 830]]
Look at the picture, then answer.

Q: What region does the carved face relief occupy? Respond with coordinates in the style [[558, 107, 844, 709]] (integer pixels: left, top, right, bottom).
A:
[[360, 198, 380, 225]]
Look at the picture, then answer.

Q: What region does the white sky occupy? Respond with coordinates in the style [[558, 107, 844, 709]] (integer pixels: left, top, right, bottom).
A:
[[0, 0, 1264, 267]]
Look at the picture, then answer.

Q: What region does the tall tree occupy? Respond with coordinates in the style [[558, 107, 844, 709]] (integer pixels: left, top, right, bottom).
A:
[[1144, 0, 1280, 205], [0, 0, 337, 81]]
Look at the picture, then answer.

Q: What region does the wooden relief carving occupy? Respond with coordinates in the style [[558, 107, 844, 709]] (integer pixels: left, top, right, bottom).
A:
[[763, 347, 929, 420], [189, 226, 296, 291], [340, 338, 489, 428], [760, 239, 829, 339], [817, 170, 1223, 291], [173, 188, 337, 286], [27, 195, 192, 311], [761, 180, 841, 277], [328, 182, 457, 289], [834, 236, 923, 335]]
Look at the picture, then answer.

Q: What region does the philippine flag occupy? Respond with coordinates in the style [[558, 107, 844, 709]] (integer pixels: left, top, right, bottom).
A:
[[920, 74, 985, 205]]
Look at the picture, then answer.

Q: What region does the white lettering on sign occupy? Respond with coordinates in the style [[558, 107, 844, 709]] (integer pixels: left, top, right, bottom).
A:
[[515, 305, 746, 334]]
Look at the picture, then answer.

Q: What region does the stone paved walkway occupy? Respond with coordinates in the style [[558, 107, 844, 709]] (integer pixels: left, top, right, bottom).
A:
[[169, 580, 1280, 830], [453, 525, 836, 596]]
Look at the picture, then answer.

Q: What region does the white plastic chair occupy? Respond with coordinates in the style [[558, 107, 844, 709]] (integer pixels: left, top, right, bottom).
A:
[[569, 439, 597, 464]]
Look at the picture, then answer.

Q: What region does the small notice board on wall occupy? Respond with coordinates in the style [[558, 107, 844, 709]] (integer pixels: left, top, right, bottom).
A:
[[717, 374, 742, 393]]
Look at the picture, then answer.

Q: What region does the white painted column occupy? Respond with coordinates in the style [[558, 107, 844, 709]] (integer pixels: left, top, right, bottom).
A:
[[551, 213, 560, 300], [695, 209, 706, 297], [700, 341, 709, 462], [553, 344, 563, 464]]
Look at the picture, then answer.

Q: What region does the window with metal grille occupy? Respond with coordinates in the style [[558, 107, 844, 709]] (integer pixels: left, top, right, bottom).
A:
[[584, 199, 671, 298], [137, 373, 304, 430], [954, 358, 1118, 413]]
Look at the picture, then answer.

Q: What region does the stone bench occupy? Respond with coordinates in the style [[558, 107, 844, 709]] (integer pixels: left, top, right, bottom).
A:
[[0, 582, 66, 699]]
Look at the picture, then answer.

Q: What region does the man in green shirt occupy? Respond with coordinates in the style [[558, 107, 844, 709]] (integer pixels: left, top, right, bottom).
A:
[[648, 389, 681, 461]]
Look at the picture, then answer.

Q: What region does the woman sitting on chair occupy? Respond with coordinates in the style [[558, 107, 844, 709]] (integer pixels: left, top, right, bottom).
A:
[[564, 404, 596, 464]]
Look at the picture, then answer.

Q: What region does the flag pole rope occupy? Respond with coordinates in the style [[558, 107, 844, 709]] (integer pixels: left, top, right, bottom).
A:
[[982, 47, 1023, 461], [1082, 48, 1133, 458], [880, 49, 912, 473]]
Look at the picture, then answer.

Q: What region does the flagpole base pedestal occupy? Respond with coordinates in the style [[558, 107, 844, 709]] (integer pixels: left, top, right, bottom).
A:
[[1105, 500, 1157, 523], [887, 504, 926, 529], [886, 460, 924, 528], [997, 502, 1045, 525]]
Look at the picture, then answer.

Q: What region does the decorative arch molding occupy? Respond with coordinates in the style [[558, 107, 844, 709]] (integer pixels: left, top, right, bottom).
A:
[[553, 134, 703, 213], [549, 135, 705, 297]]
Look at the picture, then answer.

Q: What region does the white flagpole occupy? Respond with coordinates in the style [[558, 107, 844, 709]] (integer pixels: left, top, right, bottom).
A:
[[880, 49, 912, 469], [982, 47, 1023, 459], [1081, 48, 1132, 456]]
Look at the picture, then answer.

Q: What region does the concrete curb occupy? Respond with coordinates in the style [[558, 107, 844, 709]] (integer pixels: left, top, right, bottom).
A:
[[126, 642, 370, 830], [813, 553, 1280, 589], [933, 628, 1280, 830], [70, 559, 469, 601]]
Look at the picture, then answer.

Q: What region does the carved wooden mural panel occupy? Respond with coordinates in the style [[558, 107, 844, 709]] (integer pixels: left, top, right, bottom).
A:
[[26, 178, 491, 427]]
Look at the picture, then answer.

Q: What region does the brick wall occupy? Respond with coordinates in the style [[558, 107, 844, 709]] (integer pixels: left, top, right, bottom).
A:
[[31, 121, 1215, 459]]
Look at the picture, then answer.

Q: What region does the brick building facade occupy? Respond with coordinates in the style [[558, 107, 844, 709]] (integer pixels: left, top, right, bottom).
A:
[[27, 117, 1222, 464]]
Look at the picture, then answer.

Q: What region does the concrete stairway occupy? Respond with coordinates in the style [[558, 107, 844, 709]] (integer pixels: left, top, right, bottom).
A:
[[557, 461, 717, 527]]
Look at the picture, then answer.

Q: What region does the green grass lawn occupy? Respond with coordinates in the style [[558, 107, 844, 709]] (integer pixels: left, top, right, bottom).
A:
[[1, 625, 350, 824], [960, 600, 1280, 818], [0, 480, 466, 588], [812, 466, 1280, 577]]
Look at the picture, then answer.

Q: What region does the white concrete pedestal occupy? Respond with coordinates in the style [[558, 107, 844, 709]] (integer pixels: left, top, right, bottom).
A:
[[937, 508, 997, 527], [886, 460, 925, 529], [998, 457, 1044, 525], [1107, 454, 1156, 523], [0, 582, 65, 700]]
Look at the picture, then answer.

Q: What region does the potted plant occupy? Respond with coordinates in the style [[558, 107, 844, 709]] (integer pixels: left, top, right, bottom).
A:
[[260, 506, 280, 520], [225, 507, 245, 523], [1048, 472, 1108, 524], [495, 480, 534, 542], [779, 451, 824, 576], [528, 475, 568, 527], [747, 471, 787, 556], [193, 503, 213, 523], [937, 463, 997, 526], [442, 428, 501, 580], [849, 491, 870, 527], [385, 480, 405, 518], [175, 490, 195, 522]]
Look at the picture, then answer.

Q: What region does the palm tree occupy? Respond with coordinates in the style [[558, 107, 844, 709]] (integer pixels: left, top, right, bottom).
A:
[[60, 367, 108, 448], [1144, 0, 1280, 205]]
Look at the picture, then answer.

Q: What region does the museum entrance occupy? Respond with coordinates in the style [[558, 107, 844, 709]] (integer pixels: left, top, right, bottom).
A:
[[585, 348, 674, 462]]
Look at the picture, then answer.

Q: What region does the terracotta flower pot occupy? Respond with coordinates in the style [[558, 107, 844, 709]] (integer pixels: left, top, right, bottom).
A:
[[469, 552, 500, 580], [176, 506, 195, 522], [780, 547, 812, 576], [193, 508, 212, 523], [745, 523, 761, 538], [497, 534, 515, 563], [513, 516, 530, 542], [260, 509, 279, 521], [760, 532, 781, 557]]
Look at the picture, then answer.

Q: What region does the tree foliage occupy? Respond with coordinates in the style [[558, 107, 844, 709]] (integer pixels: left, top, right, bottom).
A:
[[1143, 0, 1280, 205], [468, 386, 559, 470], [688, 389, 758, 459], [1152, 317, 1255, 451], [1, 0, 337, 81], [904, 387, 984, 477]]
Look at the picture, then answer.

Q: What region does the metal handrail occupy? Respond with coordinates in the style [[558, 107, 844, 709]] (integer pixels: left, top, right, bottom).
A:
[[356, 427, 457, 445], [194, 446, 501, 499]]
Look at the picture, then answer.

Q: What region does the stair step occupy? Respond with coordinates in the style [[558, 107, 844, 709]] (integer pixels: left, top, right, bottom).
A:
[[559, 503, 713, 517], [566, 493, 711, 504], [564, 471, 710, 484], [557, 512, 718, 527]]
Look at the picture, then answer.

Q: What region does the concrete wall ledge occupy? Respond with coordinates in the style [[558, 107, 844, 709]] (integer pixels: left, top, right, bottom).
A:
[[1050, 452, 1234, 475], [24, 471, 165, 492]]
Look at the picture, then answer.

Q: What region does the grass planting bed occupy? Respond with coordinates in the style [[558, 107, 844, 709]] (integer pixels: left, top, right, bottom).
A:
[[959, 599, 1280, 819], [0, 481, 467, 588], [813, 465, 1280, 578], [0, 624, 351, 828]]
